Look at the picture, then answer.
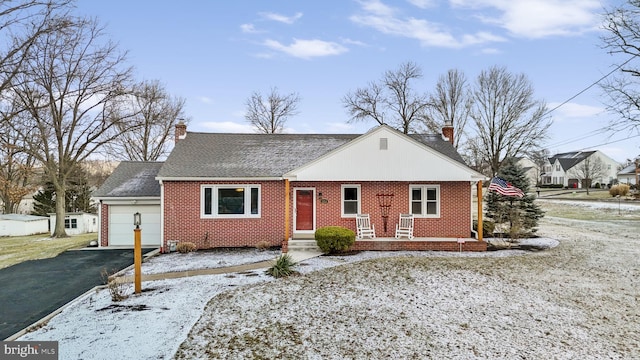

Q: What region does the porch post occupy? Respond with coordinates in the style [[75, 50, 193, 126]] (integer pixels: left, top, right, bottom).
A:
[[477, 180, 483, 241], [284, 179, 290, 252]]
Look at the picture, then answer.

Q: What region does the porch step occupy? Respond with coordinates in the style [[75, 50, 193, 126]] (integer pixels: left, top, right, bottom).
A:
[[288, 239, 321, 251]]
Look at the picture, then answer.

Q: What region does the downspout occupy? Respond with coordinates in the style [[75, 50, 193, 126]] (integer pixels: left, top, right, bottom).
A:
[[97, 200, 102, 248], [159, 179, 164, 253], [284, 179, 290, 253], [477, 180, 483, 241]]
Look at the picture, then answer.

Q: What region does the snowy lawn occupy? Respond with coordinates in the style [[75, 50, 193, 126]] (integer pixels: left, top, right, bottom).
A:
[[18, 201, 640, 359]]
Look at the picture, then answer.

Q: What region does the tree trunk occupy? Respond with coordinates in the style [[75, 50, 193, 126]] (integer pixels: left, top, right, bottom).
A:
[[52, 186, 68, 238]]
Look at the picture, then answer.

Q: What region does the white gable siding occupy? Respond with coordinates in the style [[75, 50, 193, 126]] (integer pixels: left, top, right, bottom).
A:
[[567, 151, 620, 187], [286, 127, 483, 181]]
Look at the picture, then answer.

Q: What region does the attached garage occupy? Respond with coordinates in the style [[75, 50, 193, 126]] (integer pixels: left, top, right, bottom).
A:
[[92, 161, 164, 248], [108, 204, 161, 246]]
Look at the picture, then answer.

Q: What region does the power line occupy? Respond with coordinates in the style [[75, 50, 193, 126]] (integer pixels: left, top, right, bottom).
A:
[[543, 55, 637, 118], [576, 134, 640, 151], [543, 56, 638, 151], [545, 127, 610, 148]]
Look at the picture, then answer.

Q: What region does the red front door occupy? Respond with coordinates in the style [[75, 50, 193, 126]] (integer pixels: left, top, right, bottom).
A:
[[295, 189, 314, 231]]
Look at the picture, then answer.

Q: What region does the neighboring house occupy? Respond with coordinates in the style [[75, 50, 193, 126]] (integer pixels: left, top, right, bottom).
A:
[[0, 214, 49, 237], [95, 124, 488, 252], [516, 157, 539, 189], [541, 150, 619, 188], [93, 162, 163, 247], [49, 212, 99, 236], [617, 160, 639, 186]]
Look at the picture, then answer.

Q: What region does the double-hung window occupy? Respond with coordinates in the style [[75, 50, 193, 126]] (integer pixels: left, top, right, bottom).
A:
[[64, 218, 78, 229], [202, 185, 260, 218], [341, 184, 361, 217], [410, 185, 440, 217]]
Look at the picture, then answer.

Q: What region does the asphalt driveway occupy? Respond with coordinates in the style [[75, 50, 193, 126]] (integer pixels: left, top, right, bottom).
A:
[[0, 248, 155, 340]]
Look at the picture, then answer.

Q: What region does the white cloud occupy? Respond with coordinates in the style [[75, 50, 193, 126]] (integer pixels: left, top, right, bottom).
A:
[[407, 0, 437, 9], [548, 102, 604, 119], [450, 0, 602, 38], [200, 121, 255, 133], [240, 23, 260, 34], [260, 11, 303, 24], [197, 96, 213, 104], [324, 122, 357, 133], [350, 0, 505, 48], [340, 37, 368, 47], [263, 38, 348, 59]]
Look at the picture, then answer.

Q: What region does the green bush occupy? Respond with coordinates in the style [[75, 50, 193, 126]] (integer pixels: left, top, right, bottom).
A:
[[473, 220, 495, 236], [610, 184, 630, 197], [266, 254, 297, 278], [315, 226, 355, 253]]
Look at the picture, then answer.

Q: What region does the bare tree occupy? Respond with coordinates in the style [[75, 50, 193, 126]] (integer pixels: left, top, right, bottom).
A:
[[424, 68, 472, 148], [105, 79, 187, 161], [470, 66, 550, 177], [528, 148, 550, 186], [0, 111, 37, 213], [601, 1, 640, 132], [245, 87, 300, 133], [568, 156, 606, 195], [5, 16, 137, 237], [343, 61, 429, 134], [0, 1, 72, 97]]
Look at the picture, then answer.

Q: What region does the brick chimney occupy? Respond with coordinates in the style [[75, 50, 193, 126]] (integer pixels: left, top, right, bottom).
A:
[[442, 121, 454, 145], [175, 120, 186, 143]]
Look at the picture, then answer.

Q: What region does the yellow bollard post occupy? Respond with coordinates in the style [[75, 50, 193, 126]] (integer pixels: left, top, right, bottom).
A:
[[134, 227, 141, 294], [133, 212, 142, 295]]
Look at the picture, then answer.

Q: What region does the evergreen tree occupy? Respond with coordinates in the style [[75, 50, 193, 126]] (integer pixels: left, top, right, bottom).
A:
[[32, 182, 56, 216], [485, 157, 544, 237], [32, 166, 96, 216]]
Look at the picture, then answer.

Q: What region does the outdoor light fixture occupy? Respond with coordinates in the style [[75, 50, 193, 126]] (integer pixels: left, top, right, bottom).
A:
[[133, 212, 141, 228]]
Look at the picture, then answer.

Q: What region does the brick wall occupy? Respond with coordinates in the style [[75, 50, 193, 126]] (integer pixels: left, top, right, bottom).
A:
[[290, 181, 472, 238], [100, 202, 109, 247], [163, 180, 285, 249], [162, 180, 474, 250], [351, 240, 486, 252]]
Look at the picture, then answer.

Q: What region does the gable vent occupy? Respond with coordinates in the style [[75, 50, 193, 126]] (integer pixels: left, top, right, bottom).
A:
[[379, 138, 388, 150]]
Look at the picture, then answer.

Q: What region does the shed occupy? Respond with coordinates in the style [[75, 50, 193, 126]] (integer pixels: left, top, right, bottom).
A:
[[49, 212, 99, 236], [0, 214, 49, 237]]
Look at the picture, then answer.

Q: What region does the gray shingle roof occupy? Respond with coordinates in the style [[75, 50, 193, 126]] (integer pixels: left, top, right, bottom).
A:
[[618, 163, 636, 175], [549, 151, 596, 171], [157, 130, 468, 179], [93, 161, 163, 198]]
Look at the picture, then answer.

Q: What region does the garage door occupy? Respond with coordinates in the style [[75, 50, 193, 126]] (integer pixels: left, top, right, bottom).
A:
[[109, 205, 161, 247]]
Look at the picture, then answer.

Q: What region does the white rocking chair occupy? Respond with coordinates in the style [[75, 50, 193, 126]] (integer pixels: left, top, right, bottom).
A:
[[356, 214, 376, 239], [395, 213, 414, 240]]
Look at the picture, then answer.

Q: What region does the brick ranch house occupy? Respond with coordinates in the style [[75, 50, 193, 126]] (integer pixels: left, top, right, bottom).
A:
[[94, 123, 488, 252]]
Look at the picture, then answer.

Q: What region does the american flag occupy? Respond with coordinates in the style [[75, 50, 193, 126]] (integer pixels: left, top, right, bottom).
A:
[[488, 177, 525, 198]]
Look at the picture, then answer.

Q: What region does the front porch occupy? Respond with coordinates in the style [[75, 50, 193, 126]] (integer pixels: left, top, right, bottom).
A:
[[287, 237, 486, 252]]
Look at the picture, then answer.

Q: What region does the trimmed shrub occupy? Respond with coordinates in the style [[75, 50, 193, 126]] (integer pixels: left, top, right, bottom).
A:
[[610, 184, 630, 197], [255, 240, 271, 250], [176, 242, 197, 253], [315, 226, 355, 254], [266, 254, 297, 278]]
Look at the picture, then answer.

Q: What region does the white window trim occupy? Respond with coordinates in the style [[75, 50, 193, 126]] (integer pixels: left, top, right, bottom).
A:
[[341, 184, 361, 217], [409, 184, 440, 218], [201, 184, 261, 218]]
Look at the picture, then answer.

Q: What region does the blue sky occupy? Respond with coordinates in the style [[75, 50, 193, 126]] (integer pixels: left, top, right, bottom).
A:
[[74, 0, 637, 162]]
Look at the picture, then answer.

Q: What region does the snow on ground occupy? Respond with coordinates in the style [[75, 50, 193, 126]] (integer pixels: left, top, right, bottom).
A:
[[123, 248, 280, 275], [17, 201, 640, 359], [18, 245, 552, 360]]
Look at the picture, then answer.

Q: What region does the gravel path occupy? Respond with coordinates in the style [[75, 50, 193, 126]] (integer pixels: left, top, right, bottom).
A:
[[175, 209, 640, 359]]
